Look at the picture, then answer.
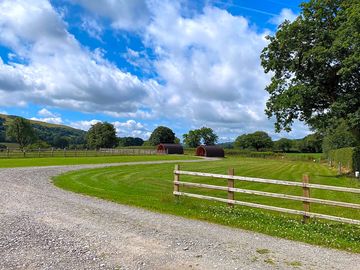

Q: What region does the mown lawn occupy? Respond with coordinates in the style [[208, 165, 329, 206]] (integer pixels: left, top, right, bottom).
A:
[[53, 156, 360, 253], [0, 155, 197, 168]]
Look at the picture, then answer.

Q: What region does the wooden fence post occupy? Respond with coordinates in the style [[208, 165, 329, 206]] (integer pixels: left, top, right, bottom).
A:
[[174, 164, 180, 199], [6, 148, 9, 158], [338, 162, 342, 175], [38, 148, 40, 158], [302, 174, 310, 223], [228, 168, 235, 207]]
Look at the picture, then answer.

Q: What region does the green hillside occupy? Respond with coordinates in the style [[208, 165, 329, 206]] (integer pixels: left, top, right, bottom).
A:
[[0, 114, 86, 147]]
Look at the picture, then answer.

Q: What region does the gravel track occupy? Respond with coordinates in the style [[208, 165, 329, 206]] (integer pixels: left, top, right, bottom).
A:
[[0, 160, 359, 270]]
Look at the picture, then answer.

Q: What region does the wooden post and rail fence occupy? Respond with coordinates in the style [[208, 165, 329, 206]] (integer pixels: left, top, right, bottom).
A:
[[173, 165, 360, 225]]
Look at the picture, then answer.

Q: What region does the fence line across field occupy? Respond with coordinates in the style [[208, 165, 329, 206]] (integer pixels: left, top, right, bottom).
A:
[[173, 165, 360, 225], [0, 147, 164, 158]]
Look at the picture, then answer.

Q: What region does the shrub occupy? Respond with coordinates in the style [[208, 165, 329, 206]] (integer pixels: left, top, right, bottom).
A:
[[328, 147, 356, 172], [352, 147, 360, 171]]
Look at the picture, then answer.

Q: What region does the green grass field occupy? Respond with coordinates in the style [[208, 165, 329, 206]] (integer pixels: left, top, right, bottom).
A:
[[53, 156, 360, 253], [0, 155, 197, 168]]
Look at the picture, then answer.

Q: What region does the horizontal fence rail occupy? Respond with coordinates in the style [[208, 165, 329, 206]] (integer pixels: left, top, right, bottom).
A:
[[173, 165, 360, 225]]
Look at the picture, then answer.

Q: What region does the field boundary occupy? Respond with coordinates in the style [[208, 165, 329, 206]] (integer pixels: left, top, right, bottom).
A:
[[0, 147, 164, 158], [173, 165, 360, 225]]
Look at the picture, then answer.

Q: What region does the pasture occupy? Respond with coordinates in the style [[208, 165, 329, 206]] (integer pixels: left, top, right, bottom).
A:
[[53, 156, 360, 253]]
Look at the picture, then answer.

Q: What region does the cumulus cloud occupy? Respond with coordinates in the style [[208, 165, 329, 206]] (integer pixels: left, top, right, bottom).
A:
[[142, 3, 271, 135], [69, 119, 101, 131], [30, 108, 63, 124], [113, 120, 151, 138], [38, 108, 56, 117], [69, 119, 150, 138], [270, 8, 297, 25], [0, 0, 152, 115], [72, 0, 151, 31]]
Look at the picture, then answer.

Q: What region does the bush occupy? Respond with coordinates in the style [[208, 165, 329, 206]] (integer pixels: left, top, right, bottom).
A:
[[353, 147, 360, 171], [0, 144, 7, 152], [328, 147, 356, 171]]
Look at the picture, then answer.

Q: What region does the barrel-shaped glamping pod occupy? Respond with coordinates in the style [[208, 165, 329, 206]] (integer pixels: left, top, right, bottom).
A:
[[157, 144, 184, 154], [195, 145, 224, 157]]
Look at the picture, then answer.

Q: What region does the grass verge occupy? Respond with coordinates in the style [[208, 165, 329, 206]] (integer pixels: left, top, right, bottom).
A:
[[0, 155, 197, 168], [53, 156, 360, 253]]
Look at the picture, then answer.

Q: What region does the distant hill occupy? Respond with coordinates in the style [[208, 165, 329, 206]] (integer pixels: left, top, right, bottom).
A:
[[0, 114, 86, 147], [217, 142, 234, 149]]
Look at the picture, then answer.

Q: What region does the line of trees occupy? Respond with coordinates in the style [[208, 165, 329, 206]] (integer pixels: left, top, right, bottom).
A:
[[4, 117, 353, 154]]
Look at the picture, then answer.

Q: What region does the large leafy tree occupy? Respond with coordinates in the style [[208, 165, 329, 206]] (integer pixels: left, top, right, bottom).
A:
[[261, 0, 360, 141], [199, 127, 218, 145], [183, 127, 218, 147], [183, 130, 201, 148], [86, 122, 117, 149], [274, 138, 293, 152], [322, 121, 357, 154], [235, 131, 273, 151], [148, 126, 175, 146], [6, 117, 36, 149]]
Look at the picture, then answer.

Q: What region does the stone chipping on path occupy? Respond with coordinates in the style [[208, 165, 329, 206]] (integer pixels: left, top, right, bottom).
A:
[[0, 160, 359, 270]]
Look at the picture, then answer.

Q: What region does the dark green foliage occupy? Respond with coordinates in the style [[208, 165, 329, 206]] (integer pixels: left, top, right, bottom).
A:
[[261, 0, 360, 139], [183, 127, 218, 147], [352, 147, 360, 171], [199, 127, 218, 145], [235, 131, 273, 151], [52, 136, 70, 148], [148, 126, 175, 146], [322, 122, 357, 154], [0, 115, 86, 147], [32, 124, 86, 146], [27, 140, 51, 150], [274, 138, 293, 152], [118, 137, 144, 147], [6, 117, 36, 149], [0, 118, 5, 141], [86, 122, 117, 149], [328, 147, 354, 171], [183, 129, 201, 147], [297, 133, 323, 153]]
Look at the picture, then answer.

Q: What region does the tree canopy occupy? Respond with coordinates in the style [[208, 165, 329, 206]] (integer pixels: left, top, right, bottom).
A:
[[6, 117, 36, 149], [261, 0, 360, 141], [118, 137, 144, 147], [148, 126, 175, 146], [235, 131, 273, 151], [86, 122, 117, 149], [274, 138, 293, 152], [183, 127, 218, 147]]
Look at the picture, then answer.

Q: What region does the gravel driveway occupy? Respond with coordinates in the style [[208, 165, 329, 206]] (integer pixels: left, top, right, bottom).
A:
[[0, 160, 359, 270]]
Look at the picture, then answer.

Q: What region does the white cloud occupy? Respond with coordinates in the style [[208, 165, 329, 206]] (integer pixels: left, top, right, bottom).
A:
[[142, 3, 272, 134], [73, 0, 150, 31], [69, 119, 151, 139], [0, 0, 152, 115], [30, 116, 63, 125], [113, 120, 150, 138], [270, 8, 297, 25], [30, 108, 63, 124], [80, 16, 103, 40], [38, 108, 56, 117], [69, 119, 101, 131]]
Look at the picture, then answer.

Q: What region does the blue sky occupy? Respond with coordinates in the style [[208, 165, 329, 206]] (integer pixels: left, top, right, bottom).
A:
[[0, 0, 308, 142]]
